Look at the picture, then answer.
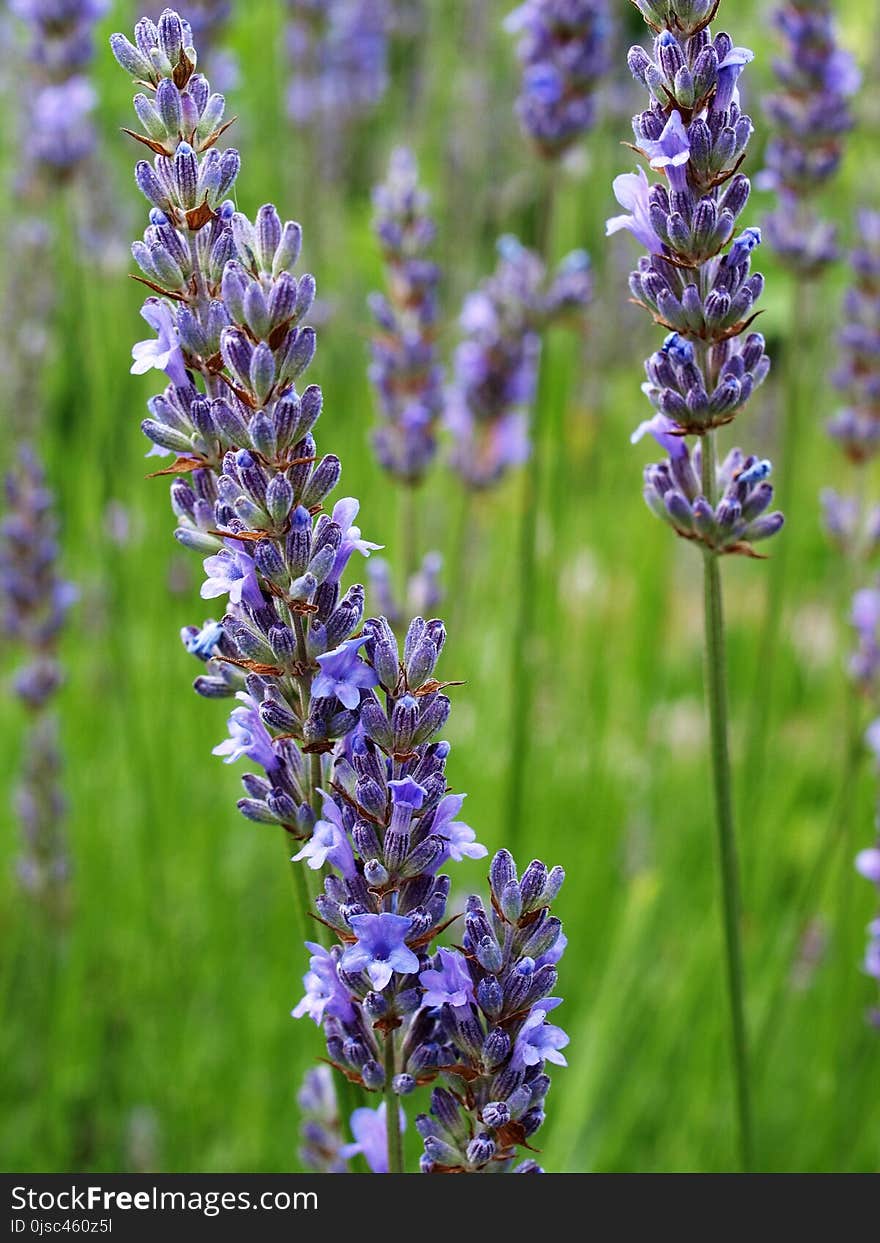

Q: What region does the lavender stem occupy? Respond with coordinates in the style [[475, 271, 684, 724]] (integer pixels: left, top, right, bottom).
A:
[[700, 429, 753, 1173], [383, 1030, 403, 1175]]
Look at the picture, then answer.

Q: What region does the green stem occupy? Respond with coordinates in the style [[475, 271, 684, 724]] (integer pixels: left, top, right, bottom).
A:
[[383, 1032, 404, 1174], [701, 431, 754, 1173], [400, 483, 419, 604], [504, 170, 558, 856]]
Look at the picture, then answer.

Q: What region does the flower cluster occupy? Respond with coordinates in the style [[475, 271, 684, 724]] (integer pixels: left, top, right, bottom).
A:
[[11, 0, 107, 179], [504, 0, 613, 158], [611, 3, 782, 554], [1, 447, 76, 906], [368, 147, 444, 485], [415, 850, 566, 1174], [760, 1, 859, 276], [285, 0, 390, 127], [636, 412, 782, 555], [446, 235, 592, 489]]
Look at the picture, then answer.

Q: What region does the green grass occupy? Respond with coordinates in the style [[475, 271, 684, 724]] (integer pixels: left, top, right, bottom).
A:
[[1, 0, 878, 1174]]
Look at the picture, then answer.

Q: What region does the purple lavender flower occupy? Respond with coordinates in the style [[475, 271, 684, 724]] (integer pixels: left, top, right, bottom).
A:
[[368, 148, 444, 485], [446, 235, 592, 489], [11, 0, 107, 180], [760, 1, 860, 276], [340, 913, 420, 990], [293, 942, 357, 1024], [640, 437, 784, 555], [285, 1, 390, 127], [616, 17, 780, 553], [514, 1003, 569, 1067], [827, 213, 880, 467], [505, 0, 613, 158], [312, 637, 380, 709], [1, 446, 76, 910], [131, 298, 190, 388], [419, 948, 474, 1009]]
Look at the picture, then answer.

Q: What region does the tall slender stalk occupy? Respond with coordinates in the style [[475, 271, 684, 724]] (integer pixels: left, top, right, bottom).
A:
[[505, 173, 557, 853], [700, 431, 753, 1173], [383, 1034, 403, 1173], [400, 483, 419, 600]]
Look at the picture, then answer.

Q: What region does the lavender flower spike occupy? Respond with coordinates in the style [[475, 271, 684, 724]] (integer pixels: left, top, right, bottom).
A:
[[826, 212, 880, 471], [368, 147, 444, 485], [1, 446, 76, 911], [614, 0, 776, 1170], [446, 235, 592, 489], [116, 9, 569, 1173], [11, 0, 108, 180], [760, 1, 860, 276], [285, 1, 390, 128], [505, 0, 613, 159]]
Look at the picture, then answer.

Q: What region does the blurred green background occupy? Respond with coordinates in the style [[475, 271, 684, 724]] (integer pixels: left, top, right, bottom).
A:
[[1, 0, 878, 1173]]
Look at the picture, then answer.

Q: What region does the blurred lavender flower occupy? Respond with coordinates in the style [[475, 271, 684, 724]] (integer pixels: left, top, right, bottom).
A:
[[285, 0, 390, 126], [297, 1066, 350, 1172], [827, 212, 880, 468], [368, 148, 444, 485], [505, 0, 613, 158], [1, 447, 76, 910], [11, 0, 107, 181], [760, 1, 860, 276], [446, 236, 591, 489]]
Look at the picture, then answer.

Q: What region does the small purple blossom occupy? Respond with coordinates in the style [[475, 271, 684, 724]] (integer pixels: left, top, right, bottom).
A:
[[131, 298, 189, 388], [419, 948, 474, 1009], [292, 794, 356, 877], [212, 693, 278, 774], [606, 168, 663, 254], [428, 793, 487, 865], [312, 636, 380, 710], [514, 1005, 570, 1068], [340, 912, 419, 991], [292, 942, 356, 1024], [200, 545, 264, 610]]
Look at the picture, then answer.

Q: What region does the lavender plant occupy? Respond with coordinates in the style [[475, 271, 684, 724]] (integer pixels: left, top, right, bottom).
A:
[[367, 147, 444, 618], [1, 448, 76, 912], [822, 211, 880, 1023], [114, 8, 571, 1174], [611, 0, 784, 1170], [285, 0, 390, 128], [446, 236, 591, 491], [745, 2, 859, 821], [505, 0, 613, 160], [761, 0, 859, 277], [11, 0, 107, 183]]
